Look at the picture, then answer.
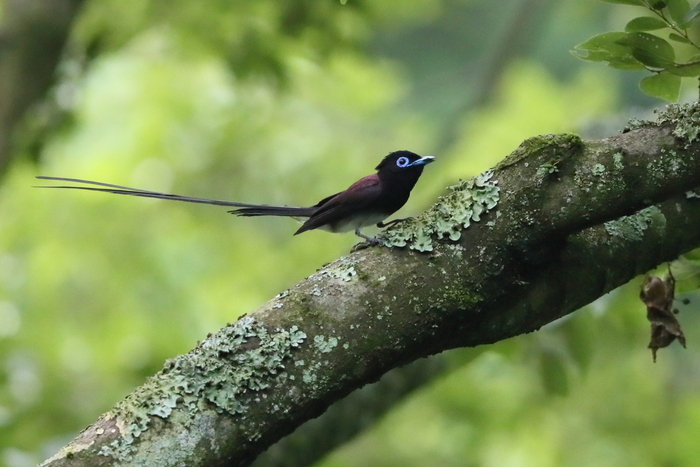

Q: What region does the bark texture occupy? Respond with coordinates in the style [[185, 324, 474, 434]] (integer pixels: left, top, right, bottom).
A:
[[41, 104, 700, 467]]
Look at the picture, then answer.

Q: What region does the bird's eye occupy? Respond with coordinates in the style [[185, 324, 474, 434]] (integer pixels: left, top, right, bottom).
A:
[[396, 156, 410, 168]]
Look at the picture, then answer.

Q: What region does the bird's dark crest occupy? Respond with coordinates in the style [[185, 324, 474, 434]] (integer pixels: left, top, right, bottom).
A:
[[375, 150, 421, 170]]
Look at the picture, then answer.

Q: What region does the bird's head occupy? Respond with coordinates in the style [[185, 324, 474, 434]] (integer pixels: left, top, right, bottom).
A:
[[375, 150, 435, 173]]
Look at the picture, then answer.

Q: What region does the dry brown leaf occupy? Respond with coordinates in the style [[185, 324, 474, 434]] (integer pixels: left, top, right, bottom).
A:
[[640, 267, 686, 362]]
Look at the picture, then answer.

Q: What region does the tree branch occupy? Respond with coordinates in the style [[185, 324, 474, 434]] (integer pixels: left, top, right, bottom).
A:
[[0, 0, 84, 175], [41, 104, 700, 467], [251, 354, 451, 467]]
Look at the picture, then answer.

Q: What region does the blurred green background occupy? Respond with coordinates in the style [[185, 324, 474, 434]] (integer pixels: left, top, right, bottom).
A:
[[1, 0, 700, 465]]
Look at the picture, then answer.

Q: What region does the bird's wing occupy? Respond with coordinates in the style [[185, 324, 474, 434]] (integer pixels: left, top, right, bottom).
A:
[[295, 174, 382, 234]]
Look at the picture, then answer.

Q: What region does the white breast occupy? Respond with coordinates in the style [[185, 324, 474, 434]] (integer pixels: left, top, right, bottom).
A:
[[321, 212, 388, 233]]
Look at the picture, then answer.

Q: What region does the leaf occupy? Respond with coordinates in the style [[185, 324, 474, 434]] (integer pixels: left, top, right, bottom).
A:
[[572, 32, 644, 69], [605, 58, 647, 69], [669, 32, 691, 43], [640, 270, 686, 361], [682, 1, 700, 23], [667, 0, 691, 27], [598, 0, 645, 4], [639, 72, 681, 101], [668, 59, 700, 76], [575, 31, 628, 51], [616, 32, 676, 68], [625, 16, 669, 31]]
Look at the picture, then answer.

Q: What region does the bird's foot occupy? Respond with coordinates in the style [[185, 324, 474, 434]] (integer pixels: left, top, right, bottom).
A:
[[351, 229, 385, 252]]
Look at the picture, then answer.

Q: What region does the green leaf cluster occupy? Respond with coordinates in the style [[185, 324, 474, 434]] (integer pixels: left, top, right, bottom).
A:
[[573, 0, 700, 101]]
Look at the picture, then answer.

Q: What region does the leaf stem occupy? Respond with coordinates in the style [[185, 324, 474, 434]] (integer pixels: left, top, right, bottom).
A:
[[641, 0, 700, 49]]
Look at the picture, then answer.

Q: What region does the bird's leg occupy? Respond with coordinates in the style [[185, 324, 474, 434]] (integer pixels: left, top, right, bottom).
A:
[[354, 228, 381, 244], [377, 217, 413, 229], [351, 229, 384, 252], [353, 220, 411, 252]]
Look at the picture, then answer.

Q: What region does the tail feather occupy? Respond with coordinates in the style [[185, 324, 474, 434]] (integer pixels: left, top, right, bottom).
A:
[[35, 176, 311, 217], [231, 206, 314, 217]]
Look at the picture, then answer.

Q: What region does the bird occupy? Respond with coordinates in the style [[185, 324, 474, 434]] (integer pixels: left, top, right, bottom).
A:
[[36, 150, 435, 243]]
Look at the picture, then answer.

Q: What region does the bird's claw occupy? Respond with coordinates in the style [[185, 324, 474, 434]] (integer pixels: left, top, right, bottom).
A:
[[351, 238, 385, 252]]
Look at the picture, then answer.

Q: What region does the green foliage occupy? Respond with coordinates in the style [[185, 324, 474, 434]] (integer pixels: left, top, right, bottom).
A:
[[0, 5, 430, 464], [600, 0, 646, 5], [617, 32, 676, 67], [625, 16, 669, 31], [74, 0, 371, 84], [640, 71, 682, 100], [3, 1, 700, 466], [573, 0, 700, 101]]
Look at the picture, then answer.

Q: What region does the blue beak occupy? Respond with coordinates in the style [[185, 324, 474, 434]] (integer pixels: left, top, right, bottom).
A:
[[410, 156, 435, 167]]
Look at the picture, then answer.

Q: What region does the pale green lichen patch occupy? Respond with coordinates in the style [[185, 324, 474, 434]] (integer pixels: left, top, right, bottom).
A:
[[329, 265, 356, 281], [591, 164, 605, 176], [101, 316, 306, 459], [302, 369, 317, 384], [302, 361, 325, 385], [651, 102, 700, 145], [613, 153, 624, 170], [625, 102, 700, 146], [604, 206, 666, 241], [319, 257, 358, 282], [380, 170, 500, 252], [668, 107, 700, 144], [313, 335, 338, 353]]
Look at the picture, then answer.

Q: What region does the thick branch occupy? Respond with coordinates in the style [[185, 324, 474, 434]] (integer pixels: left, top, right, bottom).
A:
[[0, 0, 84, 175], [251, 354, 451, 467], [42, 105, 700, 466]]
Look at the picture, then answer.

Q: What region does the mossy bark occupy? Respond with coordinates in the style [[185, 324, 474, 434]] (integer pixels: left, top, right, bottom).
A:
[[42, 104, 700, 467]]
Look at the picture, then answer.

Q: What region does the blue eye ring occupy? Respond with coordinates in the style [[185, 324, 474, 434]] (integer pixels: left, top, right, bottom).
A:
[[396, 156, 410, 168]]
